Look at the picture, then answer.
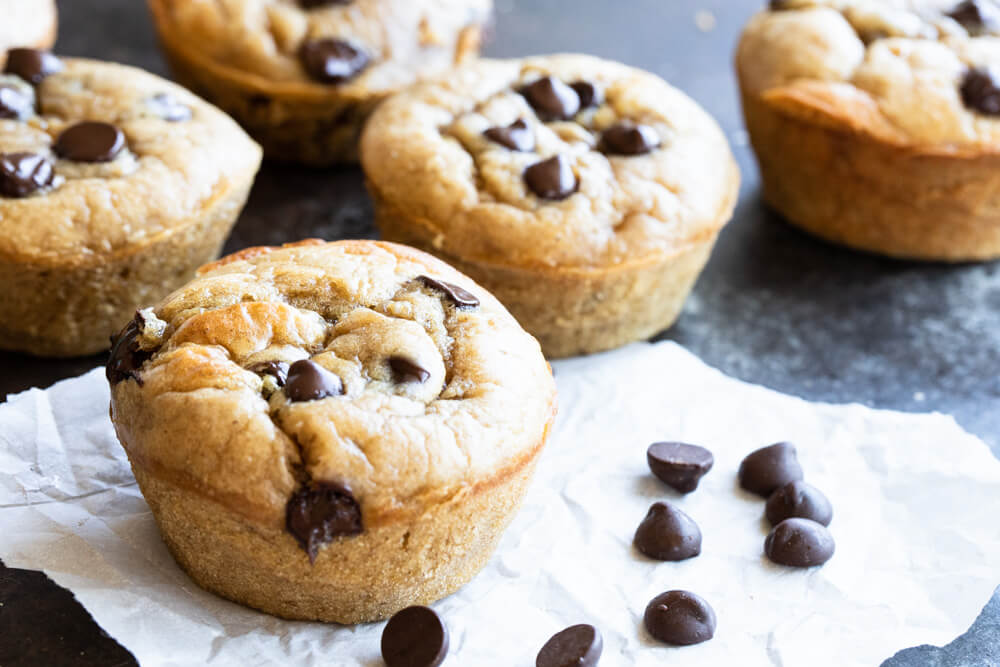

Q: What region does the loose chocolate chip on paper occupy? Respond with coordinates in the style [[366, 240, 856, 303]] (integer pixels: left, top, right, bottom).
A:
[[381, 606, 449, 667], [247, 360, 291, 386], [520, 76, 581, 120], [961, 67, 1000, 115], [285, 359, 344, 402], [600, 122, 660, 156], [644, 590, 717, 646], [389, 356, 431, 384], [570, 80, 602, 109], [55, 121, 126, 163], [0, 152, 54, 198], [524, 154, 578, 200], [299, 38, 370, 83], [764, 517, 836, 567], [418, 275, 481, 309], [634, 502, 702, 561], [147, 92, 192, 122], [3, 48, 63, 85], [286, 482, 362, 562], [0, 84, 32, 119], [106, 313, 155, 386], [948, 0, 1000, 35], [536, 624, 603, 667], [484, 118, 535, 152], [765, 480, 833, 527], [738, 441, 804, 497], [647, 441, 714, 493]]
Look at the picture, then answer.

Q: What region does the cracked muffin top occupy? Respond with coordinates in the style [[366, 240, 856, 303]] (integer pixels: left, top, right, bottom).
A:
[[360, 54, 739, 270], [108, 240, 556, 548], [739, 0, 1000, 150], [0, 53, 261, 263], [147, 0, 492, 97]]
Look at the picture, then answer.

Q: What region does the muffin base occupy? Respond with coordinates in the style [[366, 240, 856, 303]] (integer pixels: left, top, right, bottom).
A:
[[741, 90, 1000, 262]]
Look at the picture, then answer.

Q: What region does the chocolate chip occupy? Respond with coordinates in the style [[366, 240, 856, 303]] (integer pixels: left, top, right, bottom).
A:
[[644, 590, 716, 646], [381, 606, 449, 667], [146, 92, 191, 122], [286, 482, 362, 562], [536, 624, 603, 667], [284, 359, 344, 402], [600, 123, 660, 156], [389, 356, 431, 384], [299, 38, 369, 84], [524, 154, 578, 200], [3, 48, 63, 85], [647, 442, 714, 494], [0, 84, 32, 119], [633, 502, 702, 561], [738, 442, 804, 497], [484, 118, 535, 152], [106, 313, 154, 386], [247, 360, 290, 386], [948, 0, 1000, 35], [764, 518, 835, 567], [0, 152, 54, 198], [417, 275, 480, 309], [54, 121, 126, 163], [569, 80, 602, 109], [769, 0, 796, 9], [765, 480, 833, 527], [961, 67, 1000, 115], [520, 76, 580, 120]]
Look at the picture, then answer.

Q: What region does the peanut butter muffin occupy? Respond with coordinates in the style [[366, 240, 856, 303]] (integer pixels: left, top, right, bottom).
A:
[[0, 0, 57, 68], [147, 0, 492, 164], [0, 50, 262, 357], [107, 240, 557, 624], [361, 54, 740, 358], [739, 0, 1000, 261]]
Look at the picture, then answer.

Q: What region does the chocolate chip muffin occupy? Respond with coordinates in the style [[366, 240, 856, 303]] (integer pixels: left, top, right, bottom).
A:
[[739, 0, 1000, 261], [146, 0, 492, 165], [0, 51, 261, 357], [361, 54, 740, 358], [107, 240, 557, 624], [0, 0, 57, 68]]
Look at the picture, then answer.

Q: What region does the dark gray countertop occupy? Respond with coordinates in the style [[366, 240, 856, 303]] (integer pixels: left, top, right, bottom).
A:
[[1, 1, 997, 665]]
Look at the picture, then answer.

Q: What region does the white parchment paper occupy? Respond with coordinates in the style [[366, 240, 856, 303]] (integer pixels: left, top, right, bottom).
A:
[[2, 341, 999, 666]]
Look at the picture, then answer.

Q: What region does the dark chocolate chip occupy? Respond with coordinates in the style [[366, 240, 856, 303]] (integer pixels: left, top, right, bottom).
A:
[[769, 0, 795, 9], [484, 118, 535, 152], [520, 76, 580, 120], [106, 313, 154, 386], [418, 275, 480, 309], [524, 154, 578, 200], [54, 121, 126, 163], [764, 517, 835, 567], [647, 442, 714, 494], [948, 0, 1000, 35], [284, 359, 344, 402], [299, 38, 370, 84], [0, 84, 32, 119], [536, 624, 603, 667], [0, 152, 54, 198], [738, 442, 804, 497], [600, 123, 660, 156], [644, 590, 716, 646], [633, 502, 702, 561], [961, 67, 1000, 115], [3, 48, 63, 85], [381, 606, 449, 667], [765, 480, 833, 527], [286, 482, 362, 562], [247, 360, 290, 386], [146, 92, 191, 122], [389, 356, 431, 384], [569, 80, 602, 109]]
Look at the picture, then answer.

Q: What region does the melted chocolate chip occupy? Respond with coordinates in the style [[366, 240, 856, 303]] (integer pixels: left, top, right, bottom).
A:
[[520, 76, 580, 120], [147, 92, 192, 122], [769, 0, 795, 9], [0, 84, 32, 119], [381, 606, 449, 667], [299, 38, 370, 84], [3, 48, 63, 85], [948, 0, 1000, 35], [766, 480, 833, 527], [389, 356, 431, 384], [106, 313, 154, 386], [484, 118, 535, 152], [569, 80, 602, 109], [764, 518, 835, 567], [54, 121, 126, 163], [634, 502, 702, 561], [286, 482, 362, 562], [738, 442, 804, 497], [524, 154, 578, 200], [647, 442, 714, 494], [644, 590, 716, 646], [961, 67, 1000, 115], [0, 152, 54, 198], [417, 275, 480, 309], [600, 123, 660, 156], [536, 624, 603, 667], [284, 359, 344, 402], [247, 360, 290, 386]]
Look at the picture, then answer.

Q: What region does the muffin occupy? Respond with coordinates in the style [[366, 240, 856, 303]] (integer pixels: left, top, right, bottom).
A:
[[738, 0, 1000, 261], [0, 51, 261, 357], [107, 239, 557, 624], [0, 0, 57, 68], [147, 0, 492, 165], [361, 54, 740, 358]]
